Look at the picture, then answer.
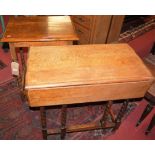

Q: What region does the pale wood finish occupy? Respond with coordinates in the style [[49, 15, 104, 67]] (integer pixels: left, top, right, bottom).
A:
[[25, 44, 154, 107], [71, 15, 112, 44], [106, 16, 125, 43], [71, 15, 124, 44], [73, 22, 90, 44], [1, 16, 78, 42], [90, 16, 112, 43], [8, 41, 73, 61], [13, 41, 73, 47], [27, 81, 152, 107], [71, 15, 92, 29], [1, 16, 78, 61], [9, 43, 17, 61]]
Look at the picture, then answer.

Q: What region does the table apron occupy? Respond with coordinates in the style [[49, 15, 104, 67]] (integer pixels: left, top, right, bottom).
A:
[[26, 80, 152, 107], [12, 40, 73, 47]]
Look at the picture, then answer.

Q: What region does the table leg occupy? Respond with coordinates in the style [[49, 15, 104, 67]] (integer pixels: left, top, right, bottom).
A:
[[136, 104, 153, 127], [9, 43, 21, 90], [113, 100, 129, 131], [19, 47, 26, 72], [61, 105, 67, 139], [9, 43, 18, 62], [145, 114, 155, 135], [100, 101, 113, 128], [40, 107, 47, 140]]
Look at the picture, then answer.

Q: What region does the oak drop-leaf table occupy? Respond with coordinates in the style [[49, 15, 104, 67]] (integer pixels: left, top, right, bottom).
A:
[[25, 44, 154, 139]]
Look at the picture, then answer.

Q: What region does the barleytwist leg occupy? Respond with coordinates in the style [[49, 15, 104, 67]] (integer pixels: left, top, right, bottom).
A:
[[100, 101, 113, 128], [113, 100, 129, 131], [40, 107, 47, 140], [60, 105, 67, 139], [19, 47, 26, 72]]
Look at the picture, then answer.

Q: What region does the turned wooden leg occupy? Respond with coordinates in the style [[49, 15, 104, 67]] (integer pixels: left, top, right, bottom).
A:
[[19, 47, 26, 72], [9, 43, 18, 62], [60, 105, 67, 139], [40, 107, 47, 140], [113, 100, 129, 131], [9, 43, 22, 89], [100, 101, 113, 128], [136, 104, 153, 127], [145, 114, 155, 135]]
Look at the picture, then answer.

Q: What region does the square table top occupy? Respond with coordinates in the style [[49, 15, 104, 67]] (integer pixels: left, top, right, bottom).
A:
[[25, 44, 154, 90], [1, 16, 78, 42]]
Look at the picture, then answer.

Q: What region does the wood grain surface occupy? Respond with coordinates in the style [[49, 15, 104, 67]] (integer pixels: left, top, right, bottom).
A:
[[27, 81, 152, 107], [25, 44, 154, 107], [25, 44, 154, 88], [1, 16, 78, 42]]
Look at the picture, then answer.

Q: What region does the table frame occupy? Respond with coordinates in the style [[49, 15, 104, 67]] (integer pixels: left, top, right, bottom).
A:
[[40, 100, 129, 140], [9, 41, 73, 62]]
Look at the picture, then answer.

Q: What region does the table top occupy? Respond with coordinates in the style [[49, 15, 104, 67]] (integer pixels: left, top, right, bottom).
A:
[[1, 16, 78, 42], [25, 44, 154, 89]]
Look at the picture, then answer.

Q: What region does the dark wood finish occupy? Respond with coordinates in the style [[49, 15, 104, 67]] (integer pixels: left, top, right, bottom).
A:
[[38, 100, 117, 139], [39, 102, 118, 139], [151, 42, 155, 55], [145, 91, 155, 104], [136, 104, 153, 127], [113, 100, 129, 131], [143, 59, 155, 77], [143, 59, 155, 104], [136, 57, 155, 134], [60, 105, 67, 139], [19, 48, 25, 72], [47, 121, 116, 135], [40, 107, 47, 140], [100, 101, 113, 128], [145, 114, 155, 135]]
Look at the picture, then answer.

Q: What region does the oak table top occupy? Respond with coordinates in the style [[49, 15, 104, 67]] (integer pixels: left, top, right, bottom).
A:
[[25, 44, 154, 107], [1, 16, 78, 42]]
